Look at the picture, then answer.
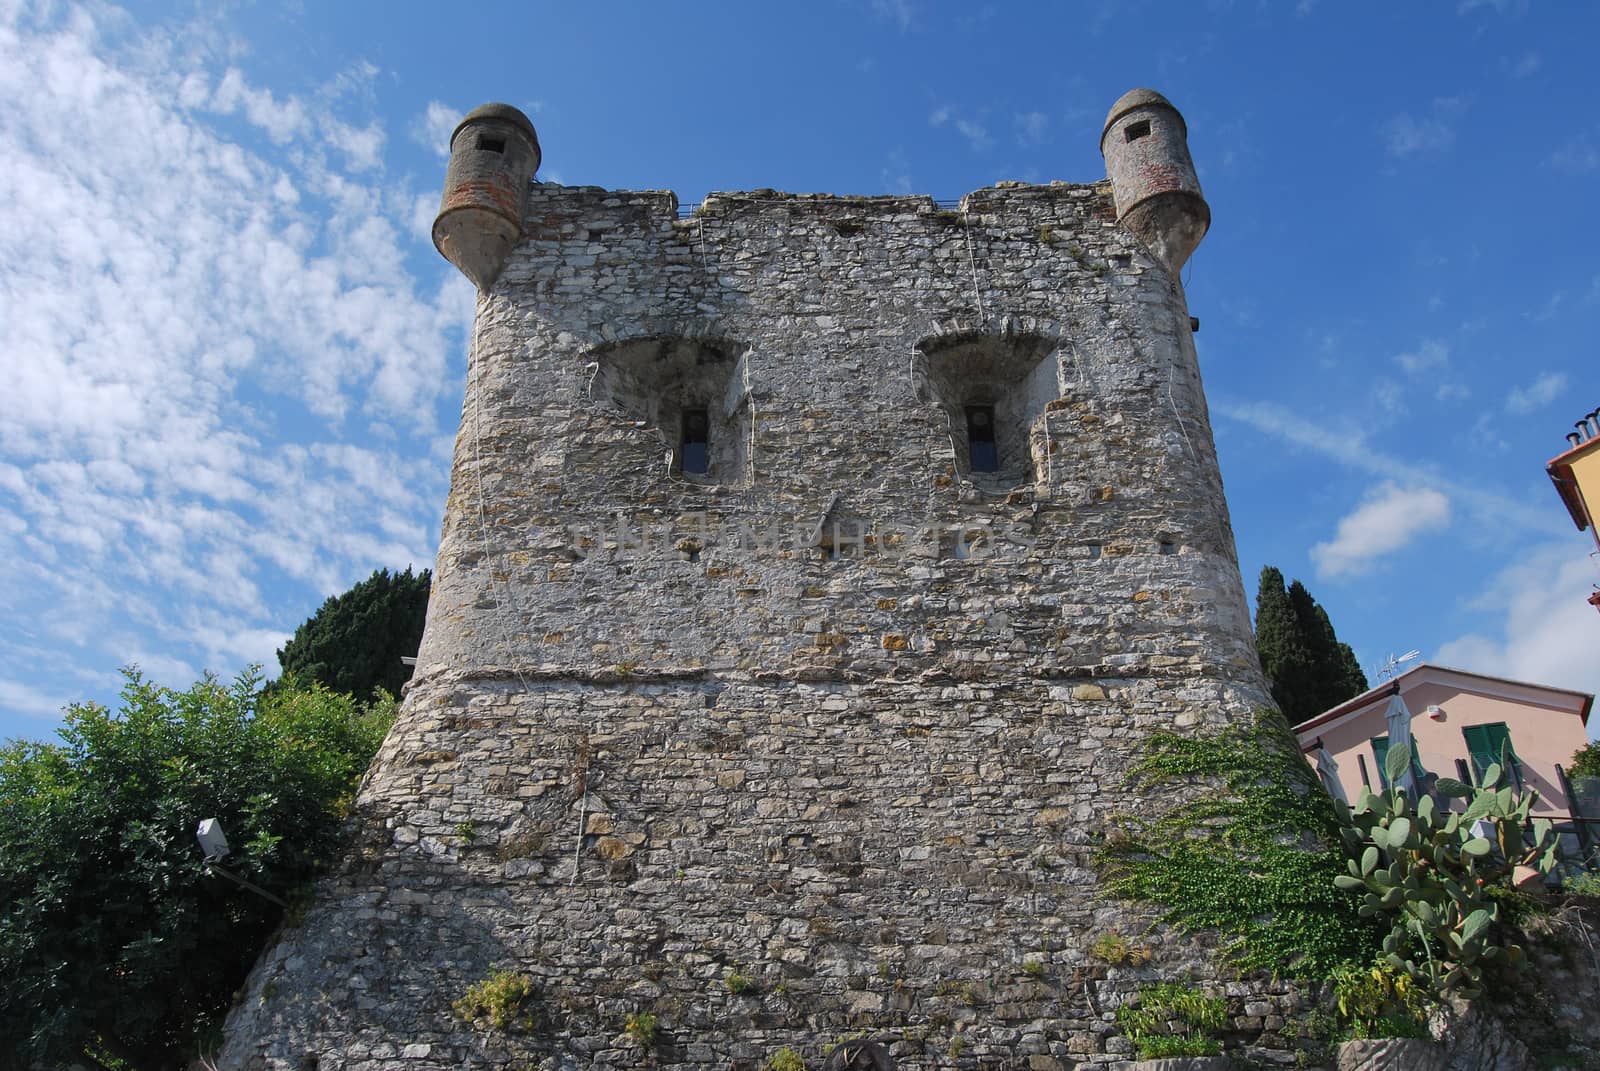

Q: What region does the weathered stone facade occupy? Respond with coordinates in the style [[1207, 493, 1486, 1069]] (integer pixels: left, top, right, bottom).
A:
[[220, 90, 1284, 1070]]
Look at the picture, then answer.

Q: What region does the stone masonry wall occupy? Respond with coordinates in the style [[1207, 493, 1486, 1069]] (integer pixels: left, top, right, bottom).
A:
[[219, 179, 1280, 1070]]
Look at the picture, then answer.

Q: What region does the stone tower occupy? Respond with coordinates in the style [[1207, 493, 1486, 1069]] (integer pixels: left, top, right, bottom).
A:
[[222, 90, 1280, 1070]]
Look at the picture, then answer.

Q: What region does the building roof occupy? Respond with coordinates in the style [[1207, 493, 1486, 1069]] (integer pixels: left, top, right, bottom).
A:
[[1292, 663, 1593, 744], [1546, 432, 1600, 531]]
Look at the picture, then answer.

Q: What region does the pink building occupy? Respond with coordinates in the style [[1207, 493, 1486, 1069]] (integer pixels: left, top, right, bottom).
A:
[[1292, 664, 1593, 818]]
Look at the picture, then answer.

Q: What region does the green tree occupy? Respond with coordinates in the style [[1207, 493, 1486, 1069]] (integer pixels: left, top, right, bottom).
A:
[[1570, 741, 1600, 780], [1254, 567, 1369, 724], [1288, 580, 1369, 709], [0, 670, 393, 1069], [276, 566, 431, 700]]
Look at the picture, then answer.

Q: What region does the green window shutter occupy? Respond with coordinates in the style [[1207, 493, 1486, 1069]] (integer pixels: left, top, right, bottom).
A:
[[1462, 723, 1521, 786], [1370, 734, 1428, 790], [1370, 736, 1391, 789], [1462, 724, 1494, 780]]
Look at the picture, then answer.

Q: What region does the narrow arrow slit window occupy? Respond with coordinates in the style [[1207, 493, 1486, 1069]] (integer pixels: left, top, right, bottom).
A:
[[966, 406, 999, 472], [681, 408, 710, 475]]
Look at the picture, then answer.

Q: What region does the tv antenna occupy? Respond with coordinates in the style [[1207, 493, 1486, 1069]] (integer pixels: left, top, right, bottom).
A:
[[1375, 649, 1420, 682]]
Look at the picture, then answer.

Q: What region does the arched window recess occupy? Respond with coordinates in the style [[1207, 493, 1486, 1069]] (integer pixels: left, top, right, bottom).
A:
[[915, 331, 1062, 490], [585, 335, 753, 485]]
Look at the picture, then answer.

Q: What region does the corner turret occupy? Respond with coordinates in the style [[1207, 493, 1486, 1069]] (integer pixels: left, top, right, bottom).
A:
[[432, 103, 541, 290], [1100, 88, 1209, 276]]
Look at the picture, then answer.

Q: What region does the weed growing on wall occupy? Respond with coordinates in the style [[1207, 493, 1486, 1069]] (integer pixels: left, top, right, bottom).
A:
[[766, 1046, 806, 1071], [1098, 710, 1382, 976], [1114, 981, 1225, 1058], [624, 1011, 658, 1047], [1329, 961, 1430, 1040], [1088, 930, 1151, 966], [452, 969, 536, 1032]]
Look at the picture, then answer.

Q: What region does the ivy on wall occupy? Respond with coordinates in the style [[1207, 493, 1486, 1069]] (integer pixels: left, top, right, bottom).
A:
[[1098, 711, 1383, 977]]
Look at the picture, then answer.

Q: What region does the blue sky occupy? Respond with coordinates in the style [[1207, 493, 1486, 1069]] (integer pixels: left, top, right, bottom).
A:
[[2, 0, 1597, 742]]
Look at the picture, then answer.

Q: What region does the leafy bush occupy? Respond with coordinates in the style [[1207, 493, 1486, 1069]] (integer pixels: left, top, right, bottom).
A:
[[1570, 742, 1600, 780], [1099, 711, 1383, 975], [0, 669, 393, 1069], [1564, 871, 1600, 897], [1115, 981, 1226, 1058], [453, 968, 537, 1031]]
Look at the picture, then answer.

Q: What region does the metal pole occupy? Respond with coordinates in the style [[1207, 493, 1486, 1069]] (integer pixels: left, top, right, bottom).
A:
[[204, 861, 289, 908], [1557, 763, 1596, 867]]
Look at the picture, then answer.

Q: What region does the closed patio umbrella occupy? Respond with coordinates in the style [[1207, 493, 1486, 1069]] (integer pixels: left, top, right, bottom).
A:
[[1383, 689, 1417, 796], [1312, 737, 1347, 804]]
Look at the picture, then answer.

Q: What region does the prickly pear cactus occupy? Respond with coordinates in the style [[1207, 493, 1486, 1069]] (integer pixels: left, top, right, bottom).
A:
[[1332, 742, 1558, 998]]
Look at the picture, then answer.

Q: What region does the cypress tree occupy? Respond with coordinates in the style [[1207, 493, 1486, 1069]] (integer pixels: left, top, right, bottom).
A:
[[1254, 567, 1368, 724], [276, 567, 432, 700]]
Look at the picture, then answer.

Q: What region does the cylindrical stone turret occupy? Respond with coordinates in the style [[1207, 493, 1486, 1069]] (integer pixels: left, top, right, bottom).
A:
[[1100, 88, 1209, 276], [432, 102, 541, 290]]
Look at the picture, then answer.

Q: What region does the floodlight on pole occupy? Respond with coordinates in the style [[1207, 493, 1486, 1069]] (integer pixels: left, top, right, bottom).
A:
[[195, 818, 289, 908]]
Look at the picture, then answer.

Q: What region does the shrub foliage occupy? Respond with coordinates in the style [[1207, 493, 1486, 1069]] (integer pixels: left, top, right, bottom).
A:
[[0, 669, 393, 1069], [1099, 711, 1383, 976]]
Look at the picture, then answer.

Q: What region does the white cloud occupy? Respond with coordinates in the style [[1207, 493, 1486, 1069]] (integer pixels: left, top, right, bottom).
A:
[[320, 115, 385, 172], [1381, 100, 1463, 158], [1457, 0, 1528, 15], [1530, 290, 1565, 322], [870, 0, 915, 30], [1372, 378, 1406, 417], [1548, 134, 1600, 174], [1388, 339, 1466, 403], [0, 3, 464, 719], [1395, 338, 1449, 375], [0, 677, 69, 722], [414, 99, 459, 159], [1383, 114, 1454, 157], [321, 59, 380, 105], [1015, 111, 1049, 147], [1507, 50, 1541, 77], [880, 148, 912, 194], [1436, 544, 1600, 701], [1506, 371, 1569, 414], [929, 106, 991, 152], [1217, 400, 1548, 530], [955, 118, 990, 152], [1311, 482, 1452, 578], [209, 67, 310, 143]]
